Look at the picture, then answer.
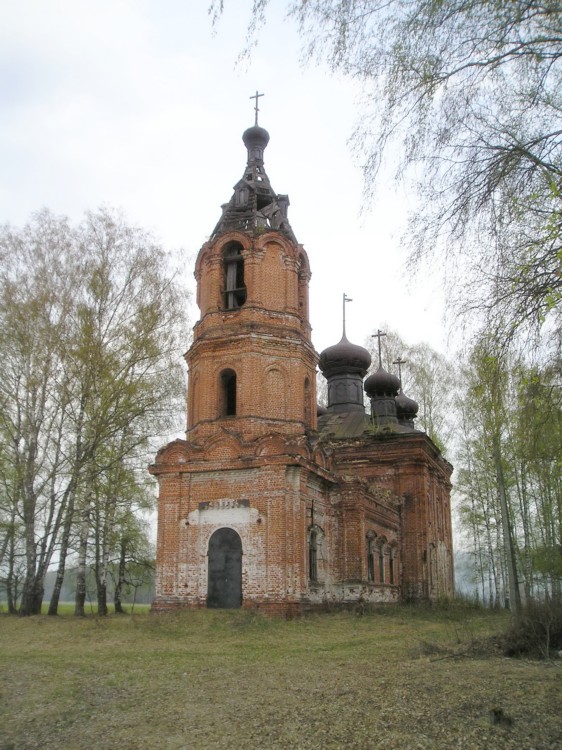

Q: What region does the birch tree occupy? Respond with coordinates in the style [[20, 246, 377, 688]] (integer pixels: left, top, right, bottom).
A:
[[0, 212, 79, 615], [0, 208, 188, 616], [455, 338, 562, 611]]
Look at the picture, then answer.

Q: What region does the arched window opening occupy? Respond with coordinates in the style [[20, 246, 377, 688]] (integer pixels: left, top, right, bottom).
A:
[[389, 546, 396, 585], [309, 529, 318, 582], [223, 241, 246, 309], [367, 534, 376, 582], [220, 369, 237, 417], [378, 541, 386, 583]]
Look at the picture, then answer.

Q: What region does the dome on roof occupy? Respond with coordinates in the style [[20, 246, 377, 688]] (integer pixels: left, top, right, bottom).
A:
[[242, 125, 270, 152], [364, 366, 400, 398], [396, 391, 419, 419], [319, 335, 372, 379]]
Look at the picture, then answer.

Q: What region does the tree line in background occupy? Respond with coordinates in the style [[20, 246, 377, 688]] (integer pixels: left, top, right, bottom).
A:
[[0, 209, 188, 615]]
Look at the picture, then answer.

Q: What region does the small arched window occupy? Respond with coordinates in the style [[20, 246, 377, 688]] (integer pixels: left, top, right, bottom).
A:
[[223, 241, 246, 309], [220, 369, 237, 417], [366, 533, 376, 582], [378, 540, 386, 583], [389, 546, 396, 585], [309, 529, 318, 582]]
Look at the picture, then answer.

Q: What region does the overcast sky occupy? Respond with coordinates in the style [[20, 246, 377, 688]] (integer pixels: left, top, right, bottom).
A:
[[0, 0, 450, 360]]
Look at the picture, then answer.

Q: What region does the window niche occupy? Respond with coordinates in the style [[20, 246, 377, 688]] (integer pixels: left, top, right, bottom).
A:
[[389, 545, 396, 585], [308, 525, 325, 584], [220, 369, 237, 417], [378, 539, 386, 583], [366, 532, 376, 582], [309, 528, 318, 582], [223, 241, 246, 309]]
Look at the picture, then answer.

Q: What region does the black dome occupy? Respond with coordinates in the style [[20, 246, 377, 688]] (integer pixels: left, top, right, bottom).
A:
[[396, 391, 419, 418], [364, 366, 400, 397], [242, 125, 270, 151], [319, 335, 372, 379]]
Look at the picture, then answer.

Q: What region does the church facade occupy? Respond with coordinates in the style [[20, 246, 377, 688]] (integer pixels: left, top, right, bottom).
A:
[[149, 117, 454, 615]]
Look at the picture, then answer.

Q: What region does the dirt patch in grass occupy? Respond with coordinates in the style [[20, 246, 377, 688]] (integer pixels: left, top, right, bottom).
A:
[[1, 606, 560, 750]]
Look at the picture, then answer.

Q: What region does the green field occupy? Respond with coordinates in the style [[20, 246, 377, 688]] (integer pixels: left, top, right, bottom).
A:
[[1, 605, 560, 750]]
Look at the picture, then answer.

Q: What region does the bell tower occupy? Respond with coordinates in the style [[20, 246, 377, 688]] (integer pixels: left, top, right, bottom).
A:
[[186, 114, 317, 442], [150, 106, 326, 614]]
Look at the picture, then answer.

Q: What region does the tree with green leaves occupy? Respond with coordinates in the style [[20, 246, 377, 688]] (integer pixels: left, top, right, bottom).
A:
[[0, 208, 188, 615], [455, 337, 561, 612], [213, 0, 562, 339]]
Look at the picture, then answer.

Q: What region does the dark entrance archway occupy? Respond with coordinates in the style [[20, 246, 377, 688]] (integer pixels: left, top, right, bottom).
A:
[[207, 527, 242, 609]]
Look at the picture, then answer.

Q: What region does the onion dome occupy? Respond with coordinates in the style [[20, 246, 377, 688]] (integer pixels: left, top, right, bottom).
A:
[[242, 125, 270, 157], [319, 335, 372, 379], [396, 391, 419, 420], [364, 366, 400, 398]]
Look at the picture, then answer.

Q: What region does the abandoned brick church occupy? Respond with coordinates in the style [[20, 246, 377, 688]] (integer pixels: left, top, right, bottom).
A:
[[150, 113, 454, 614]]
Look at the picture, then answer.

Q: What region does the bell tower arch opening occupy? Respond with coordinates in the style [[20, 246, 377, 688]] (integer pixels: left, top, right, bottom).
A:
[[223, 241, 246, 309]]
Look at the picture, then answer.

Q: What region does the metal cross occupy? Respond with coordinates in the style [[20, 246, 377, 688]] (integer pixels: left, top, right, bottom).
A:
[[342, 293, 353, 337], [250, 90, 264, 125], [393, 356, 407, 389], [371, 329, 386, 368]]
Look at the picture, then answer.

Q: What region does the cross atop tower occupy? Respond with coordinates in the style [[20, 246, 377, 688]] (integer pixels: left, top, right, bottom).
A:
[[250, 90, 264, 125], [393, 356, 406, 388], [342, 293, 353, 337], [371, 329, 386, 368]]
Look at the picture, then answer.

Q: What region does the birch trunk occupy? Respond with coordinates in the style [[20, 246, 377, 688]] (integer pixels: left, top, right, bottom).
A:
[[74, 503, 91, 616], [493, 439, 522, 618], [48, 487, 77, 615], [114, 539, 127, 614]]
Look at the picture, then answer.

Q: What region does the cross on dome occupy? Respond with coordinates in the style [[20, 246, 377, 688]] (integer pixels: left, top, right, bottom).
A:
[[250, 90, 264, 125], [393, 356, 406, 385], [371, 329, 387, 368], [342, 293, 353, 337]]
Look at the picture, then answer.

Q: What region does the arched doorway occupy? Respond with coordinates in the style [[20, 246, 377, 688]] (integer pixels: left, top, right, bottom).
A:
[[207, 528, 242, 609]]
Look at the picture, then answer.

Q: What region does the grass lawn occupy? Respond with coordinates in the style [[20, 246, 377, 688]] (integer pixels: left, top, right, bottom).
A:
[[0, 604, 560, 750]]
